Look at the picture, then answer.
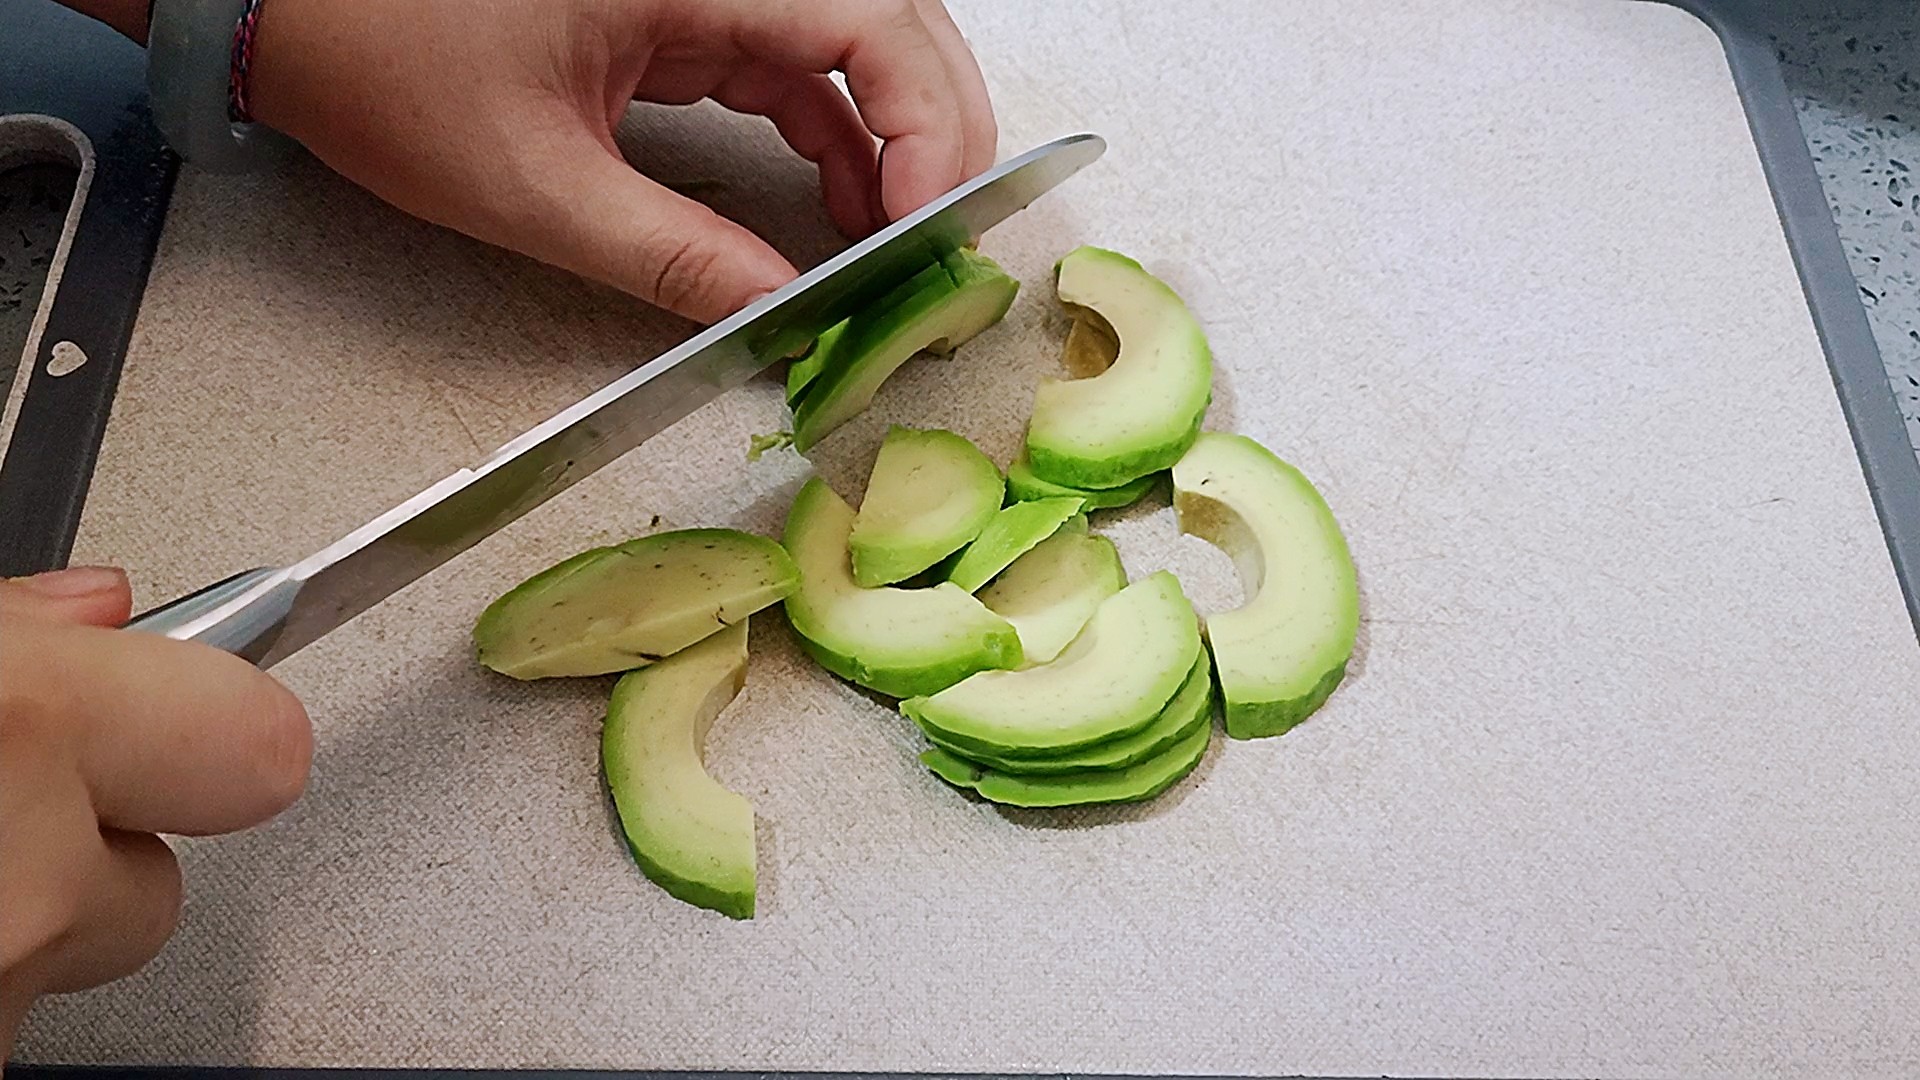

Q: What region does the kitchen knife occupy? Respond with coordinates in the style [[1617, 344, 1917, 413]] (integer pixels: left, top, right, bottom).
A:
[[123, 133, 1106, 666]]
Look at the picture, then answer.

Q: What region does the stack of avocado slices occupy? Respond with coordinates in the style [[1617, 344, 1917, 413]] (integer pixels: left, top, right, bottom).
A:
[[468, 242, 1360, 921]]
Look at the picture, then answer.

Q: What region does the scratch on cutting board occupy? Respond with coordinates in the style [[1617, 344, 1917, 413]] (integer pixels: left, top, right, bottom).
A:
[[425, 380, 484, 455]]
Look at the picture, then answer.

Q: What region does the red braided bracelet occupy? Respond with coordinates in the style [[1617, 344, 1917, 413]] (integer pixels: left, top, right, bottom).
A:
[[227, 0, 265, 123]]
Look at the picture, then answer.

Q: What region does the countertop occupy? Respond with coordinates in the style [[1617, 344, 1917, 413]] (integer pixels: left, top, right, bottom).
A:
[[1773, 1, 1920, 457]]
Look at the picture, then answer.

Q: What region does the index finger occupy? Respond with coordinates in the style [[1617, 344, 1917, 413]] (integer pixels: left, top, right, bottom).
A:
[[665, 0, 975, 220], [3, 617, 313, 837]]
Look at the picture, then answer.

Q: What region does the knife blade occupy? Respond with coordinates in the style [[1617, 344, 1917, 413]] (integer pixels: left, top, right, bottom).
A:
[[124, 133, 1107, 666]]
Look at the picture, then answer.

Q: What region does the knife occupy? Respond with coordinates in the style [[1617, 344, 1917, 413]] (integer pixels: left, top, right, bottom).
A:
[[124, 133, 1107, 667]]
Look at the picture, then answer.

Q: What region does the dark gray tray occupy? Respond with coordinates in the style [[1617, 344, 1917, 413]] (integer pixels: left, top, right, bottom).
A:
[[2, 0, 1915, 1076]]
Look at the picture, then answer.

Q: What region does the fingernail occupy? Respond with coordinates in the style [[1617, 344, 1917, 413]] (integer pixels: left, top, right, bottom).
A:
[[9, 565, 125, 598]]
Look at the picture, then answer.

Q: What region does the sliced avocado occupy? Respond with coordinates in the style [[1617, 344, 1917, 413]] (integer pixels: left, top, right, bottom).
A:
[[928, 649, 1213, 775], [602, 620, 756, 919], [921, 709, 1210, 808], [1172, 432, 1358, 738], [901, 570, 1201, 757], [850, 426, 1003, 587], [784, 320, 848, 406], [474, 529, 798, 680], [1024, 247, 1213, 489], [783, 477, 1023, 698], [792, 249, 1018, 451], [1006, 445, 1157, 511], [942, 496, 1085, 593], [976, 515, 1126, 666]]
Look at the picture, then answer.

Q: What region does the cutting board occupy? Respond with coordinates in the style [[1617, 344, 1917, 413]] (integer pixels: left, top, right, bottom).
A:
[[16, 0, 1920, 1075]]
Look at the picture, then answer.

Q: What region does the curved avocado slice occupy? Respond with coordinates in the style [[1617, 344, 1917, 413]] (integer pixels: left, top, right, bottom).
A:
[[920, 708, 1211, 807], [976, 515, 1126, 666], [791, 249, 1018, 451], [1024, 247, 1213, 489], [602, 620, 756, 919], [783, 477, 1023, 698], [901, 570, 1201, 757], [942, 496, 1084, 593], [850, 426, 1003, 587], [474, 529, 798, 680], [929, 649, 1213, 775], [1006, 445, 1156, 510], [1172, 432, 1358, 738]]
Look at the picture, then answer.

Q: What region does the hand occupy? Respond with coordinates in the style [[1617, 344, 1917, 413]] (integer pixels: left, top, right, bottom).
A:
[[244, 0, 999, 324], [0, 568, 312, 1058]]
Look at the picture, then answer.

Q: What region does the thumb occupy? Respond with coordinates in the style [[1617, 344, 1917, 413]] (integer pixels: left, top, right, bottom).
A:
[[533, 143, 799, 326], [0, 566, 135, 628]]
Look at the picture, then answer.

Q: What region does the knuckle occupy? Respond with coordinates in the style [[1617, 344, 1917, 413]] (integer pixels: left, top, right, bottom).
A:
[[646, 233, 727, 318]]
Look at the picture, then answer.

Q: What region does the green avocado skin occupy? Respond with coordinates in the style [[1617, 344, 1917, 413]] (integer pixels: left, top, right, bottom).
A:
[[608, 811, 754, 921], [794, 631, 1021, 701], [1220, 658, 1349, 740], [920, 715, 1211, 808], [1005, 450, 1158, 510], [1025, 402, 1207, 492]]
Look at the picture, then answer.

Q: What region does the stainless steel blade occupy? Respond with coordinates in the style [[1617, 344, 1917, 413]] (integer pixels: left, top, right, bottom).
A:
[[127, 133, 1106, 666]]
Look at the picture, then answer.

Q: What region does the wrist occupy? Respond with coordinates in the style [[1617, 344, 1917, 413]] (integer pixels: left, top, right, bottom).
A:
[[145, 0, 295, 172]]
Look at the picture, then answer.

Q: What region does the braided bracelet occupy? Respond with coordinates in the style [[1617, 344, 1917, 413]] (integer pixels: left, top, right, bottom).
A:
[[147, 0, 293, 172]]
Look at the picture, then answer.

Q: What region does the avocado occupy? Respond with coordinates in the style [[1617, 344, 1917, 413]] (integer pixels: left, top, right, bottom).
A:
[[927, 649, 1213, 775], [920, 708, 1211, 808], [474, 529, 798, 680], [782, 477, 1023, 698], [1024, 247, 1213, 489], [900, 570, 1201, 757], [850, 426, 1003, 587], [942, 496, 1085, 593], [1172, 432, 1358, 738], [784, 320, 847, 406], [1006, 445, 1156, 510], [791, 249, 1018, 451], [976, 514, 1126, 666], [602, 619, 756, 919]]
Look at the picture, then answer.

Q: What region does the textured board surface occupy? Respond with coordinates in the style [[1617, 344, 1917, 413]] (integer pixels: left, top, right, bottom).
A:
[[16, 0, 1920, 1075]]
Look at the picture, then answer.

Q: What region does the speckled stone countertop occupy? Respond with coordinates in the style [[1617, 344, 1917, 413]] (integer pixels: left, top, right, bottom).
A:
[[1774, 3, 1920, 458]]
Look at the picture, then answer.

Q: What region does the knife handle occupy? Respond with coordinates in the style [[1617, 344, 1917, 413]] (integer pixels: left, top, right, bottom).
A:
[[124, 566, 299, 664]]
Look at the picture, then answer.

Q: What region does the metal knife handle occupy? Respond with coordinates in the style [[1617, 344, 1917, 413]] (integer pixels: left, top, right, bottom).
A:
[[124, 566, 302, 664]]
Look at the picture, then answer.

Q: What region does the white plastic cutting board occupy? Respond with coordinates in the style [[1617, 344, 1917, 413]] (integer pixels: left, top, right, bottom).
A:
[[18, 0, 1920, 1075]]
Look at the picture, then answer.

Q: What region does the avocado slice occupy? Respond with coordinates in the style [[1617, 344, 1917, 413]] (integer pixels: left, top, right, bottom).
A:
[[927, 649, 1213, 775], [791, 249, 1018, 451], [901, 570, 1201, 757], [784, 320, 846, 406], [474, 529, 799, 680], [602, 619, 756, 919], [942, 496, 1085, 593], [783, 477, 1023, 698], [920, 708, 1210, 808], [976, 515, 1126, 666], [1024, 247, 1213, 489], [1006, 445, 1157, 511], [1172, 432, 1359, 738], [850, 426, 1003, 587]]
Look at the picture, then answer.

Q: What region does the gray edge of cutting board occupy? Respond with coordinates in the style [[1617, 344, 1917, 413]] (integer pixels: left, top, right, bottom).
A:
[[3, 2, 1916, 1079]]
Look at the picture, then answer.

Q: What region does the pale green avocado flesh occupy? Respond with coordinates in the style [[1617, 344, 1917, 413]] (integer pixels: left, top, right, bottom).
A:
[[785, 320, 848, 405], [927, 648, 1214, 775], [921, 708, 1211, 808], [942, 496, 1085, 593], [474, 529, 798, 680], [782, 477, 1023, 698], [1172, 432, 1358, 739], [901, 570, 1201, 757], [602, 620, 756, 919], [976, 514, 1126, 667], [850, 426, 1003, 587], [1024, 246, 1213, 489], [1006, 445, 1157, 510], [791, 249, 1018, 451]]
